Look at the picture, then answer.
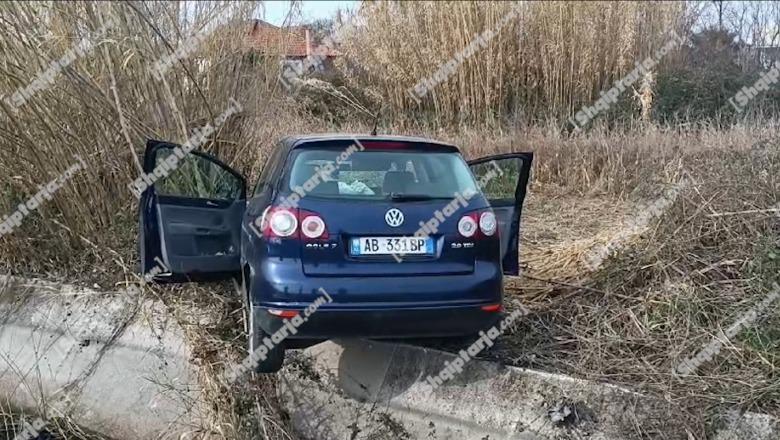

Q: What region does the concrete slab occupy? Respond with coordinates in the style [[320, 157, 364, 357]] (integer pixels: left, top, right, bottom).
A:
[[1, 274, 776, 440], [279, 339, 779, 440], [715, 411, 780, 440], [280, 340, 652, 439], [0, 275, 203, 439]]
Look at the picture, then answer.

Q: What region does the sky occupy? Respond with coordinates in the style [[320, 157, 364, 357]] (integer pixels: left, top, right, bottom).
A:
[[261, 1, 358, 26]]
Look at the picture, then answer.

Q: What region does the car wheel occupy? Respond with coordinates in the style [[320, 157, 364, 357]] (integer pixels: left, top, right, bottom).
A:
[[241, 268, 285, 373], [236, 268, 249, 334], [246, 305, 285, 373]]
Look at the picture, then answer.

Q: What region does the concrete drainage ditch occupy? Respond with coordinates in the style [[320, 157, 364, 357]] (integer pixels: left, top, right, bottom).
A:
[[0, 275, 776, 439]]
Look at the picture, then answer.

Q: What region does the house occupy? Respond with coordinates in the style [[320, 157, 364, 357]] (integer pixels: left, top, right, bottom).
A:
[[245, 19, 338, 77]]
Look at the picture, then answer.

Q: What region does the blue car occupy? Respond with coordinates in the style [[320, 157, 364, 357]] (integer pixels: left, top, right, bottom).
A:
[[138, 134, 532, 372]]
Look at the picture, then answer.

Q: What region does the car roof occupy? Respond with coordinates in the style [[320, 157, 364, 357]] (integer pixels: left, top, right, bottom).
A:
[[279, 134, 460, 152]]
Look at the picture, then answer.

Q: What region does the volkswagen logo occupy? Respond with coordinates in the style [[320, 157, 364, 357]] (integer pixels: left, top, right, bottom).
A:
[[385, 208, 404, 227]]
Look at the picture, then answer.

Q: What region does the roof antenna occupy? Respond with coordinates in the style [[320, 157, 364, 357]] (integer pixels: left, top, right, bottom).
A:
[[370, 104, 383, 136]]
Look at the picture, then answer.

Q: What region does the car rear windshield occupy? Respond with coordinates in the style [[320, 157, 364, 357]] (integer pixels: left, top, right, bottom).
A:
[[286, 147, 479, 200]]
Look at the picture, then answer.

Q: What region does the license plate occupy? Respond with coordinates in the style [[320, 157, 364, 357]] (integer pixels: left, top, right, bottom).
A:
[[350, 236, 434, 256]]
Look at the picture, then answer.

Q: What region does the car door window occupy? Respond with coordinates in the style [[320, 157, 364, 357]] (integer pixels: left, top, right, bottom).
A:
[[469, 157, 526, 204], [468, 153, 533, 275], [154, 148, 243, 200]]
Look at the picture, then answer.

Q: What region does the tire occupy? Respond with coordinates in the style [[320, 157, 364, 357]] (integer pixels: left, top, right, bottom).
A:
[[241, 267, 285, 374], [248, 317, 285, 373]]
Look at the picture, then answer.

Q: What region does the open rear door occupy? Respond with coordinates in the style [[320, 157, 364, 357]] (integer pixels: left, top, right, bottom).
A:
[[138, 139, 246, 282], [468, 153, 533, 275]]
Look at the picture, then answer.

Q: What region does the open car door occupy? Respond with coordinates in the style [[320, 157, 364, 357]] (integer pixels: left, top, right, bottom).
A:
[[468, 153, 533, 275], [138, 139, 246, 282]]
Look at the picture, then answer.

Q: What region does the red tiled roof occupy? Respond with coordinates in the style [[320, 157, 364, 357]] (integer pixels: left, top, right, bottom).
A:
[[245, 20, 337, 58]]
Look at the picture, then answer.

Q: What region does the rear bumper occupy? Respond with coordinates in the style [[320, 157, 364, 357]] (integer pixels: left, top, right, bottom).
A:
[[249, 258, 503, 305], [247, 257, 503, 339], [255, 304, 503, 339]]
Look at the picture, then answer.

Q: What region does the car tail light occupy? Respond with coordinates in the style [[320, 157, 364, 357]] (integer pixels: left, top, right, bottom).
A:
[[261, 206, 328, 240], [300, 211, 328, 240], [481, 304, 502, 312], [479, 212, 497, 236], [458, 214, 479, 238], [268, 309, 299, 318], [459, 210, 498, 239], [268, 208, 298, 237]]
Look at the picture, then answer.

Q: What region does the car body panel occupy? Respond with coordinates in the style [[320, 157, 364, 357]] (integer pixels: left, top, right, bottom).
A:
[[138, 135, 532, 339], [139, 139, 245, 282], [467, 153, 533, 275], [295, 198, 481, 276], [255, 302, 502, 339], [247, 257, 502, 307]]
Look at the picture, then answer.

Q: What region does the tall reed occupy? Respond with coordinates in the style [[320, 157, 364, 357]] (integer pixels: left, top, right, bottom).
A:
[[0, 1, 305, 275], [338, 1, 686, 128]]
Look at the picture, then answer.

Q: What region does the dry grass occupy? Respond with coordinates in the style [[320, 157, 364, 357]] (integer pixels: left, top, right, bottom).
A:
[[0, 2, 300, 438], [0, 1, 333, 280], [0, 2, 778, 439], [0, 407, 109, 440], [150, 281, 296, 440], [518, 190, 638, 280], [494, 127, 780, 438], [339, 1, 686, 128]]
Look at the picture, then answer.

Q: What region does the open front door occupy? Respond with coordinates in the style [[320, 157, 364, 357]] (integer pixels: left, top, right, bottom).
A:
[[468, 153, 533, 275], [138, 139, 246, 282]]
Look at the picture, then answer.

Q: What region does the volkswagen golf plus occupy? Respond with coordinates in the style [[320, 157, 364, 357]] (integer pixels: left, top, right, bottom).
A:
[[137, 134, 532, 372]]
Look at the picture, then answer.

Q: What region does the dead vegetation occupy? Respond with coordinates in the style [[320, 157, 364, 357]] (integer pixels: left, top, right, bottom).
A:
[[0, 1, 778, 439], [339, 1, 686, 127], [0, 2, 298, 438], [153, 282, 296, 440], [0, 409, 109, 440], [496, 129, 780, 438], [0, 0, 300, 279]]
